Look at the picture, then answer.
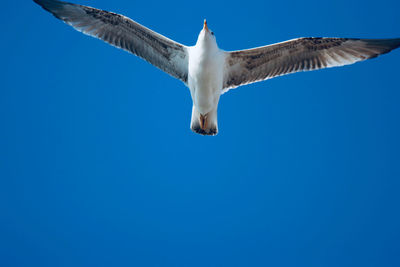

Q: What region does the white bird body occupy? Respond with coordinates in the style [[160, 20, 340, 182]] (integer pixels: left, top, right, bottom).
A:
[[33, 0, 400, 136], [188, 25, 224, 134]]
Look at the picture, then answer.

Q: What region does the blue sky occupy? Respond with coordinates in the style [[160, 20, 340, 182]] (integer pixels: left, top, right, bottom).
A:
[[1, 0, 399, 266]]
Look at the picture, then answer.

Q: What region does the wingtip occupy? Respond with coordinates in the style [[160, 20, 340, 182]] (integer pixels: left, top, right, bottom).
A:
[[33, 0, 55, 5], [33, 0, 43, 6], [33, 0, 72, 20], [393, 38, 400, 49], [33, 0, 66, 8], [380, 38, 400, 54]]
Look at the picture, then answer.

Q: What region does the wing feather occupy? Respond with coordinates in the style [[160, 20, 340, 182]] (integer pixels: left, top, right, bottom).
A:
[[223, 37, 400, 92], [34, 0, 188, 83]]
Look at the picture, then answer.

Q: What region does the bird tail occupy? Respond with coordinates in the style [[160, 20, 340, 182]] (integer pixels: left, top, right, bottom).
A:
[[190, 106, 218, 136]]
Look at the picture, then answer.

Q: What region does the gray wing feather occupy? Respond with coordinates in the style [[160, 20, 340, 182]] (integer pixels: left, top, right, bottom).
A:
[[223, 37, 400, 92], [34, 0, 188, 83]]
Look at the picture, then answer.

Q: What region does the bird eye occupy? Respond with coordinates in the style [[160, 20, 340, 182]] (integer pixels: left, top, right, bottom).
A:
[[211, 31, 214, 36]]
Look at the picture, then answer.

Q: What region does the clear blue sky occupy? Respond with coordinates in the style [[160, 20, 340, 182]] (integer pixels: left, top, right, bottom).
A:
[[1, 0, 399, 266]]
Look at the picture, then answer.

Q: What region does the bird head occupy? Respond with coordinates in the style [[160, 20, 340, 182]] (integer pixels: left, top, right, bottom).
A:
[[197, 19, 216, 46]]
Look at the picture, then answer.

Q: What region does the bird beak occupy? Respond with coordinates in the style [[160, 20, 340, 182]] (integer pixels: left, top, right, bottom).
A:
[[203, 19, 209, 32]]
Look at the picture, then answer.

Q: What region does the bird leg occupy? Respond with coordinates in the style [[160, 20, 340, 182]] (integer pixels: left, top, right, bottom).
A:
[[199, 114, 208, 130]]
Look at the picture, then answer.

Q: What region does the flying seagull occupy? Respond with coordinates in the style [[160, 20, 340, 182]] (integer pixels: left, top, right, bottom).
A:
[[34, 0, 400, 136]]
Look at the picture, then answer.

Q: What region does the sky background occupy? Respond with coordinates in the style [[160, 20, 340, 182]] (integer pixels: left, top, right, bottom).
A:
[[1, 0, 399, 266]]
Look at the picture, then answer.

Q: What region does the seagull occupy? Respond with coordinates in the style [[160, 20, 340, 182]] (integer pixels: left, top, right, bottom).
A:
[[34, 0, 400, 136]]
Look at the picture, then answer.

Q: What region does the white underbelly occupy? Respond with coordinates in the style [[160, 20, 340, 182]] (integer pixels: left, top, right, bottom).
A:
[[188, 49, 224, 114]]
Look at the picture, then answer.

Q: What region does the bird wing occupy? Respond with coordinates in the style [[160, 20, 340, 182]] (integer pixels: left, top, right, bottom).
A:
[[34, 0, 189, 83], [223, 37, 400, 93]]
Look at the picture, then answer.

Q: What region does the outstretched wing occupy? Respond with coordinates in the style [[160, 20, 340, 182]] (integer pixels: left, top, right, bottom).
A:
[[223, 37, 400, 92], [34, 0, 188, 83]]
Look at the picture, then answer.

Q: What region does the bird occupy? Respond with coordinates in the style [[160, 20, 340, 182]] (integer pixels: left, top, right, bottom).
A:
[[34, 0, 400, 136]]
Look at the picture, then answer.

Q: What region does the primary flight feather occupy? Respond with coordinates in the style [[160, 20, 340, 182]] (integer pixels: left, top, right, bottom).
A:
[[34, 0, 400, 136]]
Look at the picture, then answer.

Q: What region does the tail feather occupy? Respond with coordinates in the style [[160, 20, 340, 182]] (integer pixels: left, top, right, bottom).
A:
[[190, 106, 218, 136]]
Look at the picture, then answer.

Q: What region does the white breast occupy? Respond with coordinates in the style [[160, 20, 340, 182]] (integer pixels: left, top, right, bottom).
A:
[[188, 40, 225, 115]]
